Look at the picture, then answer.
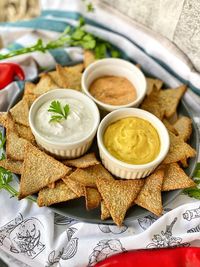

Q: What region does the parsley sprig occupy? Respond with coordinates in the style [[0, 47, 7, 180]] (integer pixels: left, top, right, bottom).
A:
[[0, 17, 120, 60], [0, 167, 36, 202], [48, 100, 70, 123], [184, 163, 200, 199]]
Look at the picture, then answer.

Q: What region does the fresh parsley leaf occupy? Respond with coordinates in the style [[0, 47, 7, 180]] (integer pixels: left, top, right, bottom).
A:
[[0, 132, 6, 149], [184, 165, 200, 199], [0, 153, 5, 160], [48, 100, 70, 123], [87, 3, 95, 12]]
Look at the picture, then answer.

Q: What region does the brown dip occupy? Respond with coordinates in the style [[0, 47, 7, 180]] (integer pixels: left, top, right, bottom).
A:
[[89, 76, 137, 105]]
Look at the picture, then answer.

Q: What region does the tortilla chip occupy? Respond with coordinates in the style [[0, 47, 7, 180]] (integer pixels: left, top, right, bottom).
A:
[[162, 119, 178, 135], [23, 82, 36, 95], [163, 132, 196, 164], [0, 112, 7, 127], [56, 64, 82, 90], [68, 164, 113, 188], [62, 153, 100, 168], [141, 88, 165, 119], [85, 187, 101, 210], [6, 130, 28, 161], [101, 201, 111, 220], [0, 158, 22, 174], [135, 169, 164, 216], [83, 50, 96, 69], [173, 116, 192, 142], [159, 85, 187, 118], [96, 178, 145, 226], [15, 124, 35, 144], [33, 74, 58, 95], [10, 99, 29, 126], [64, 63, 84, 73], [37, 180, 78, 207], [146, 78, 163, 95], [19, 143, 71, 199], [62, 177, 85, 197], [162, 163, 196, 191]]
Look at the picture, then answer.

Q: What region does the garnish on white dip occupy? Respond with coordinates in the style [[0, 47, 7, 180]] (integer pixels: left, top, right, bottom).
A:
[[34, 98, 94, 143]]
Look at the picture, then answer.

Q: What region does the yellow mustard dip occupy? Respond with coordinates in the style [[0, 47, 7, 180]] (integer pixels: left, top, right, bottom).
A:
[[103, 117, 160, 165]]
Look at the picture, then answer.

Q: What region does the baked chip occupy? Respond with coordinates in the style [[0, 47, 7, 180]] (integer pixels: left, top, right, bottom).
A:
[[56, 64, 82, 90], [180, 157, 188, 168], [135, 169, 164, 216], [85, 187, 101, 210], [62, 153, 100, 168], [37, 180, 78, 207], [146, 78, 163, 95], [0, 158, 22, 174], [83, 50, 96, 69], [96, 178, 145, 226], [64, 63, 84, 73], [6, 130, 28, 161], [162, 119, 178, 135], [163, 132, 196, 164], [0, 112, 7, 127], [32, 74, 58, 95], [15, 123, 35, 144], [159, 85, 187, 118], [101, 201, 111, 220], [48, 182, 56, 189], [141, 88, 165, 119], [67, 164, 113, 188], [62, 177, 85, 197], [10, 99, 29, 126], [19, 143, 71, 199], [23, 82, 36, 95], [173, 116, 192, 142], [162, 163, 196, 191]]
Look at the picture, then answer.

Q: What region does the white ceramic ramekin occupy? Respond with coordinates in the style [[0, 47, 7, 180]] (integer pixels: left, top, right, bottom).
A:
[[82, 58, 147, 112], [97, 108, 170, 179], [29, 89, 100, 159]]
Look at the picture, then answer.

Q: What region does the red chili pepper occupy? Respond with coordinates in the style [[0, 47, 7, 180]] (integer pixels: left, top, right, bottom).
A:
[[95, 247, 200, 267], [0, 63, 25, 90]]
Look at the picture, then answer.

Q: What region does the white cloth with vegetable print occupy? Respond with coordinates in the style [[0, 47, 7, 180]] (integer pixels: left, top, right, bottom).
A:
[[0, 1, 200, 266]]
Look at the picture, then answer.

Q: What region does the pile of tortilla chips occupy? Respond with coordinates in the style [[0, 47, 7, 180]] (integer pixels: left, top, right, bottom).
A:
[[0, 50, 197, 226]]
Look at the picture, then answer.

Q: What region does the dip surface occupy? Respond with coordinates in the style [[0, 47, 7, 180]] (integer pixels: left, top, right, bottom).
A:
[[103, 117, 160, 164], [35, 97, 94, 143], [89, 76, 137, 105]]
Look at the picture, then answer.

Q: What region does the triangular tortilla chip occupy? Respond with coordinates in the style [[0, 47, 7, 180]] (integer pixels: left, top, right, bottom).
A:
[[10, 99, 29, 126], [6, 130, 28, 161], [146, 78, 163, 95], [173, 116, 192, 142], [0, 112, 7, 127], [135, 169, 164, 216], [15, 123, 35, 144], [159, 85, 186, 118], [162, 163, 196, 191], [68, 164, 113, 188], [0, 158, 22, 174], [83, 50, 96, 69], [64, 63, 84, 73], [85, 187, 101, 210], [19, 143, 71, 199], [162, 119, 178, 135], [62, 152, 100, 168], [96, 178, 145, 226], [24, 82, 36, 95], [101, 201, 111, 220], [62, 177, 85, 197], [163, 132, 196, 164], [37, 180, 78, 207], [33, 74, 58, 95]]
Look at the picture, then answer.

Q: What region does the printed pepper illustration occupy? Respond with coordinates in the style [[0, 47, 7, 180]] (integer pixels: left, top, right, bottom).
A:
[[183, 206, 200, 221], [0, 63, 25, 89]]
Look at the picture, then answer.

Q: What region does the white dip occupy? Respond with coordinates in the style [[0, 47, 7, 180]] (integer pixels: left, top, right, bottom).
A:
[[34, 97, 94, 143]]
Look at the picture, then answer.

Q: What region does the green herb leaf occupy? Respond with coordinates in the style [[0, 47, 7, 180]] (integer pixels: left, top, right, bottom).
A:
[[184, 165, 200, 199], [0, 132, 6, 149], [48, 100, 70, 123], [87, 3, 95, 12]]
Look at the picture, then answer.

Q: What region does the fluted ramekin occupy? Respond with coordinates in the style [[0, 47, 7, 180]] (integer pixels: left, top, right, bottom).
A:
[[29, 89, 100, 159], [82, 58, 147, 112], [97, 108, 170, 179]]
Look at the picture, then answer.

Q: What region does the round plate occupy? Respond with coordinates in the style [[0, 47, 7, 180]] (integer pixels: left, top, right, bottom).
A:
[[7, 87, 199, 224]]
